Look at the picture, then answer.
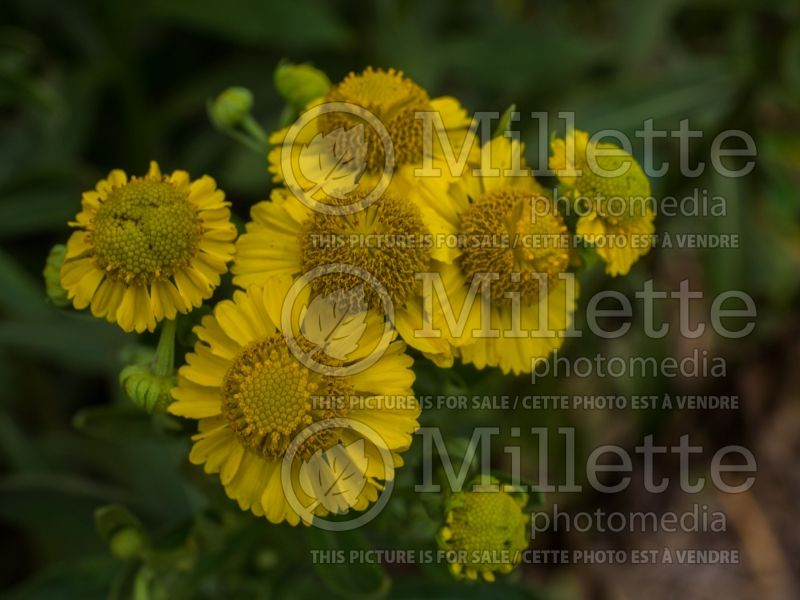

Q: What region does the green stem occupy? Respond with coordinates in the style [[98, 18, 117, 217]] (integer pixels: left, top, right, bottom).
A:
[[153, 319, 176, 377], [133, 565, 154, 600], [241, 114, 269, 147], [224, 127, 267, 154]]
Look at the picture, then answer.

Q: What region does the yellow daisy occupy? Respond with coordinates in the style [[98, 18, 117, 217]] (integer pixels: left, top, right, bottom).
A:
[[550, 129, 655, 276], [268, 67, 474, 203], [419, 136, 577, 375], [169, 283, 419, 525], [60, 162, 237, 333], [437, 479, 530, 582], [233, 187, 459, 365]]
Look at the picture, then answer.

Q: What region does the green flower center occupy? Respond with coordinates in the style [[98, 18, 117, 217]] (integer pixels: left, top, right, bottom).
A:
[[91, 179, 202, 284], [222, 336, 350, 460], [459, 188, 569, 303], [320, 68, 432, 170], [576, 149, 652, 227], [443, 491, 528, 570], [300, 191, 432, 310]]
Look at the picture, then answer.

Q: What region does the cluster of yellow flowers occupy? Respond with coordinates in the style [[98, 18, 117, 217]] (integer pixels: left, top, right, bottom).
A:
[[53, 66, 654, 582]]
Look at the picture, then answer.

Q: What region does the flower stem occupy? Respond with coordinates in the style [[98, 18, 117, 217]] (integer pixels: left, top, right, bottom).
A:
[[153, 319, 176, 377], [229, 129, 266, 153], [241, 114, 269, 148]]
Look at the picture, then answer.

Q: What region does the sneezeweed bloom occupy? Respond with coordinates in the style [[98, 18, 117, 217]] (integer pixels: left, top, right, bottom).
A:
[[550, 129, 655, 276], [233, 187, 459, 365], [268, 67, 473, 200], [60, 162, 237, 333], [437, 479, 530, 582], [419, 136, 577, 375], [169, 283, 419, 525]]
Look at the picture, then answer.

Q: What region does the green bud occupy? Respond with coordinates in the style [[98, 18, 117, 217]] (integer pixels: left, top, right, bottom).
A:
[[110, 527, 146, 560], [274, 61, 330, 110], [120, 363, 176, 413], [438, 477, 529, 582], [210, 86, 254, 128], [43, 244, 70, 307], [96, 504, 149, 560]]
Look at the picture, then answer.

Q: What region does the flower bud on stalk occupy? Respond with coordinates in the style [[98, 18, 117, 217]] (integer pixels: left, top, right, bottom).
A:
[[119, 319, 177, 413], [208, 87, 268, 152], [274, 61, 331, 110]]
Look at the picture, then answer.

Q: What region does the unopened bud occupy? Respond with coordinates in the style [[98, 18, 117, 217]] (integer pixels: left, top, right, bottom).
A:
[[274, 61, 330, 109], [120, 363, 176, 413], [110, 527, 146, 560], [210, 87, 254, 128], [43, 244, 70, 307]]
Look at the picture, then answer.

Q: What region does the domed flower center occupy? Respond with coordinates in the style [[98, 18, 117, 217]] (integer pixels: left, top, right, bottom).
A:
[[91, 179, 202, 284], [575, 149, 652, 228], [320, 68, 432, 171], [222, 336, 350, 460], [300, 191, 432, 310], [459, 188, 569, 304], [444, 491, 528, 569]]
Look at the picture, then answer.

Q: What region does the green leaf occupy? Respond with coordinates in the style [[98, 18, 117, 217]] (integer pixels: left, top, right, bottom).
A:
[[73, 405, 170, 440], [0, 318, 127, 371], [146, 0, 349, 49], [6, 557, 118, 600], [444, 20, 613, 96], [0, 248, 52, 320], [0, 185, 77, 238], [617, 0, 686, 71], [307, 528, 390, 599], [0, 472, 134, 559], [0, 409, 45, 472]]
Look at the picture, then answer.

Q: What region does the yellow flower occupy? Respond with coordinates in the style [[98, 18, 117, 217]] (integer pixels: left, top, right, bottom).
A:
[[60, 162, 237, 333], [425, 136, 577, 375], [550, 129, 655, 276], [233, 187, 460, 365], [168, 283, 419, 525], [438, 480, 529, 582], [268, 67, 473, 199]]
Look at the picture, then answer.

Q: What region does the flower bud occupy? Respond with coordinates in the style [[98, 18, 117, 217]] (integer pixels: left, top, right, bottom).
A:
[[43, 244, 70, 307], [120, 363, 176, 413], [110, 527, 147, 560], [95, 504, 149, 560], [437, 477, 529, 582], [274, 61, 330, 110], [210, 86, 254, 128]]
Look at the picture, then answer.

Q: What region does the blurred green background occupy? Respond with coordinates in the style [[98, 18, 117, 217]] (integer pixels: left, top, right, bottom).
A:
[[1, 0, 799, 598]]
